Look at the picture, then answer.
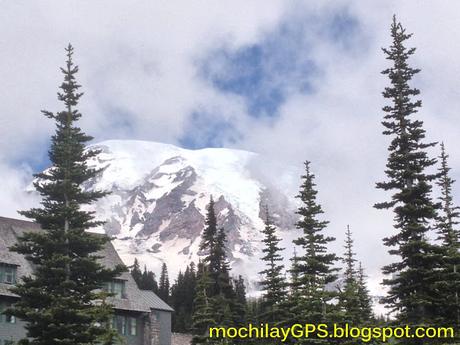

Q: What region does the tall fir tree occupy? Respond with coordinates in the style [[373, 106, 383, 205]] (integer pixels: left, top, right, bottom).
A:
[[139, 265, 159, 293], [171, 262, 197, 332], [292, 161, 339, 343], [356, 262, 374, 324], [213, 226, 238, 328], [375, 16, 441, 328], [131, 258, 143, 286], [200, 197, 218, 262], [200, 197, 219, 293], [159, 262, 170, 303], [215, 226, 232, 296], [191, 262, 217, 345], [343, 226, 357, 282], [435, 143, 460, 329], [285, 248, 303, 328], [258, 206, 288, 325], [233, 275, 247, 325], [200, 198, 236, 317], [192, 197, 241, 343], [246, 297, 263, 326], [338, 226, 361, 326], [9, 45, 123, 345]]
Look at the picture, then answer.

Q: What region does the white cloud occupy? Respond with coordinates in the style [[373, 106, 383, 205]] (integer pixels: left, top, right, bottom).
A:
[[0, 160, 39, 218]]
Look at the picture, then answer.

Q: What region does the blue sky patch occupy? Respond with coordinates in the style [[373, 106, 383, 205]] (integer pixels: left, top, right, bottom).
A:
[[179, 111, 240, 149], [182, 7, 364, 149], [200, 23, 317, 119]]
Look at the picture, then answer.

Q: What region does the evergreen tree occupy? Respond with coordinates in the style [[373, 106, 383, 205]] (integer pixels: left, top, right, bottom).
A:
[[159, 262, 170, 303], [375, 16, 441, 327], [233, 275, 247, 325], [292, 161, 339, 343], [338, 226, 361, 325], [258, 206, 288, 325], [200, 198, 237, 323], [135, 264, 159, 292], [142, 266, 159, 293], [191, 263, 217, 345], [192, 197, 241, 342], [131, 258, 143, 287], [435, 143, 460, 329], [171, 270, 187, 332], [285, 248, 303, 327], [9, 45, 123, 345], [246, 297, 263, 325], [213, 226, 238, 328], [171, 262, 197, 332], [356, 262, 374, 324], [200, 196, 218, 269], [215, 227, 233, 298], [200, 196, 222, 297]]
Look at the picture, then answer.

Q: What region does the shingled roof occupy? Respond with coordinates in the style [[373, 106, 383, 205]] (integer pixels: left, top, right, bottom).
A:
[[0, 216, 173, 313]]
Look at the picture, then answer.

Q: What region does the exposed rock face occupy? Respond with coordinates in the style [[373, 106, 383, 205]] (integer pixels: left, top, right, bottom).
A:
[[57, 140, 298, 286], [259, 188, 297, 229]]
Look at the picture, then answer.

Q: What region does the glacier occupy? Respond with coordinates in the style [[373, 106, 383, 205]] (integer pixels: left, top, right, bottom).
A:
[[79, 140, 299, 291]]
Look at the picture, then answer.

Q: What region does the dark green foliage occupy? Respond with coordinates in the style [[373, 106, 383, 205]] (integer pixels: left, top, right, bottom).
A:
[[142, 265, 159, 293], [159, 262, 170, 304], [192, 198, 246, 343], [200, 196, 218, 271], [435, 143, 460, 329], [291, 161, 339, 338], [258, 207, 288, 325], [8, 45, 124, 345], [211, 226, 239, 328], [191, 263, 217, 345], [375, 16, 441, 326], [199, 198, 236, 308], [337, 227, 374, 335], [130, 259, 159, 293], [356, 262, 374, 324], [171, 262, 197, 332], [131, 258, 142, 285], [215, 227, 233, 297], [285, 248, 303, 327], [338, 226, 361, 326], [200, 197, 228, 298], [233, 275, 247, 325], [246, 297, 263, 325], [343, 226, 357, 284]]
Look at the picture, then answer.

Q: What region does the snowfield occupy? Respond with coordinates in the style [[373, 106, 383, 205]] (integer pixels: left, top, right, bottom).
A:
[[81, 140, 298, 292]]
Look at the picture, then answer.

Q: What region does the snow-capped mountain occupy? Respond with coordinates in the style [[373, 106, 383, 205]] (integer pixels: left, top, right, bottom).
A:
[[79, 140, 299, 289]]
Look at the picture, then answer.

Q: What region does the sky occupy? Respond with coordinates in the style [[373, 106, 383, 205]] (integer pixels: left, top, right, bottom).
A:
[[1, 0, 460, 294]]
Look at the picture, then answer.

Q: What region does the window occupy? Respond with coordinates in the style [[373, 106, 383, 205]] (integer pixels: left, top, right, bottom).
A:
[[150, 310, 158, 322], [103, 280, 126, 299], [0, 302, 15, 324], [130, 317, 137, 336], [0, 264, 17, 284], [111, 316, 117, 329], [112, 315, 138, 336], [120, 315, 127, 335]]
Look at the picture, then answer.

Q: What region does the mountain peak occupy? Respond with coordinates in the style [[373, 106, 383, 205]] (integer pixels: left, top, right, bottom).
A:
[[81, 139, 297, 290]]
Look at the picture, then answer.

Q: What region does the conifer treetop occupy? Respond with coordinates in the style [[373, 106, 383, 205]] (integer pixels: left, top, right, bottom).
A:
[[10, 44, 122, 345], [375, 16, 441, 327]]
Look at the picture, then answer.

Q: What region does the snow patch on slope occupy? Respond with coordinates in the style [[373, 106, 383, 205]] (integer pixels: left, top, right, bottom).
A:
[[82, 140, 297, 292]]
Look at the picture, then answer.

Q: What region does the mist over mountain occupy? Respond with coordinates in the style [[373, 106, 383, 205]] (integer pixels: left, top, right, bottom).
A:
[[76, 140, 299, 290]]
